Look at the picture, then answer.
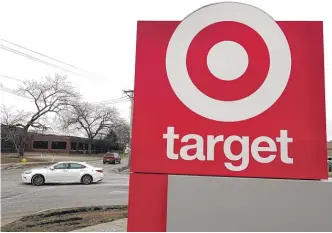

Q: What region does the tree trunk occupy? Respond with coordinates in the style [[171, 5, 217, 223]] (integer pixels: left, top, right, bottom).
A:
[[18, 127, 29, 157], [88, 139, 92, 154], [18, 137, 25, 157], [13, 142, 19, 156]]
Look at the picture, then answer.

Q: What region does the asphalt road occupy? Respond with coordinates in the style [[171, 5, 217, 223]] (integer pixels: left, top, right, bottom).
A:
[[1, 158, 129, 226]]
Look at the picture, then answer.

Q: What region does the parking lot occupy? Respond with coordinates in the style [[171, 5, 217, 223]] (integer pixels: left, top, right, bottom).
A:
[[1, 158, 129, 226]]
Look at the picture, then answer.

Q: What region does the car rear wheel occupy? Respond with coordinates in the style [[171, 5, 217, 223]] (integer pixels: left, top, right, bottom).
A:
[[81, 175, 93, 185], [32, 175, 44, 186]]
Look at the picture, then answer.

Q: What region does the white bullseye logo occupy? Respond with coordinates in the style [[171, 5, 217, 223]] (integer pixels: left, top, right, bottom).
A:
[[165, 2, 292, 122]]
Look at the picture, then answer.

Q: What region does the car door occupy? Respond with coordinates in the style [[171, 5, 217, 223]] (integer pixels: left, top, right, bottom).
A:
[[67, 163, 88, 182], [46, 163, 69, 183]]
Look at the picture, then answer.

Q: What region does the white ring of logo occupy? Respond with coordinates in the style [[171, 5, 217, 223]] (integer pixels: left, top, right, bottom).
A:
[[165, 2, 291, 122]]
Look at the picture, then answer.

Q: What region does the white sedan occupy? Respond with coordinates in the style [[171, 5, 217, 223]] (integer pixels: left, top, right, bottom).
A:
[[22, 161, 104, 186]]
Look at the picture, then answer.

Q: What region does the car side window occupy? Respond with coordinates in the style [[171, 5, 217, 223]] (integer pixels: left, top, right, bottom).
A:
[[54, 163, 68, 169], [69, 163, 86, 169]]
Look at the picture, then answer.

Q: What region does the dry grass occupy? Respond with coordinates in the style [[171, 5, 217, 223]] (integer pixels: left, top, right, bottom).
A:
[[1, 205, 127, 232], [1, 156, 48, 164]]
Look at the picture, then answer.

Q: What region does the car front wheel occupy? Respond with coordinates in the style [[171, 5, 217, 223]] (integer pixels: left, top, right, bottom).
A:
[[81, 175, 93, 185], [32, 175, 44, 186]]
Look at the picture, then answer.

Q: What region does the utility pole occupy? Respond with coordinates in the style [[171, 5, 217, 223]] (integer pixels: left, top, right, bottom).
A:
[[123, 89, 134, 169]]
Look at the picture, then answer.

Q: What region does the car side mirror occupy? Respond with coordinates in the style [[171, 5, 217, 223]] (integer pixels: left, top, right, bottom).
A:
[[49, 167, 54, 171]]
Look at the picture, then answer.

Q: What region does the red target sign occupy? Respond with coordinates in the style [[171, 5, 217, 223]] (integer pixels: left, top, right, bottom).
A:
[[131, 2, 327, 180]]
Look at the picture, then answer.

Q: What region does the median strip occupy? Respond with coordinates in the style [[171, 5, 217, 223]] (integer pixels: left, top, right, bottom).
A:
[[1, 205, 128, 232]]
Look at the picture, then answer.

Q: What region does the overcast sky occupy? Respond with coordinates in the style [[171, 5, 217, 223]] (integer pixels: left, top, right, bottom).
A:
[[0, 0, 331, 140]]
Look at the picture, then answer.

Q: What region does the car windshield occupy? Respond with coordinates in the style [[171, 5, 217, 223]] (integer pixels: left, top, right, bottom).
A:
[[46, 164, 57, 169]]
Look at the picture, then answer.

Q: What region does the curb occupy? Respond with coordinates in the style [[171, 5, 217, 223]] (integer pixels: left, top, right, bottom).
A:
[[71, 218, 127, 232], [1, 162, 54, 171], [112, 165, 129, 173]]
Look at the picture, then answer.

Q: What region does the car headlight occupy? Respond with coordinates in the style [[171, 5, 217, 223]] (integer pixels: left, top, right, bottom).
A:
[[24, 170, 32, 174]]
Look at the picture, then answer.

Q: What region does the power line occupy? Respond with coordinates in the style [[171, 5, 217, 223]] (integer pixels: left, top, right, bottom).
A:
[[92, 96, 130, 104], [1, 39, 94, 75], [0, 77, 130, 105], [0, 73, 130, 105], [0, 74, 24, 82], [107, 98, 130, 104], [0, 84, 129, 105], [94, 98, 130, 105], [1, 39, 106, 80], [0, 84, 33, 100], [0, 45, 83, 76], [0, 84, 130, 105], [92, 96, 124, 103]]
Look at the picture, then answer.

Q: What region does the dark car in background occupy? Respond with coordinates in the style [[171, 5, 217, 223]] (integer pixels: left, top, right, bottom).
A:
[[103, 152, 121, 164]]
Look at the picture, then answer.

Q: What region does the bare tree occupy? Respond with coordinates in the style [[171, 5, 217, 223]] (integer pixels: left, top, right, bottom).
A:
[[1, 106, 26, 153], [1, 74, 80, 156], [1, 124, 21, 153], [1, 107, 43, 155], [63, 102, 120, 154], [111, 118, 130, 151], [1, 106, 29, 127]]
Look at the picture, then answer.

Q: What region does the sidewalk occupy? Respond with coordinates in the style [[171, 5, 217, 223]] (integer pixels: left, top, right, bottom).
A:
[[72, 218, 127, 232]]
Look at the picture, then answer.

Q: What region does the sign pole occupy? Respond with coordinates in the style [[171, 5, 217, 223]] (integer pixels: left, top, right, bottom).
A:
[[123, 89, 134, 168]]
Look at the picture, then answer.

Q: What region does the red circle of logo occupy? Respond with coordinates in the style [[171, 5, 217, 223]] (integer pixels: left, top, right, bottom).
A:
[[186, 21, 270, 101]]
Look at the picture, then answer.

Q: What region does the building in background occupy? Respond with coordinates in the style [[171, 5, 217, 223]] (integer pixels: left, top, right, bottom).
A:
[[1, 124, 122, 154], [328, 141, 332, 157]]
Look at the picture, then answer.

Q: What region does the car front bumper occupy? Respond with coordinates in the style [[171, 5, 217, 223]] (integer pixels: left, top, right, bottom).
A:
[[22, 174, 33, 183]]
